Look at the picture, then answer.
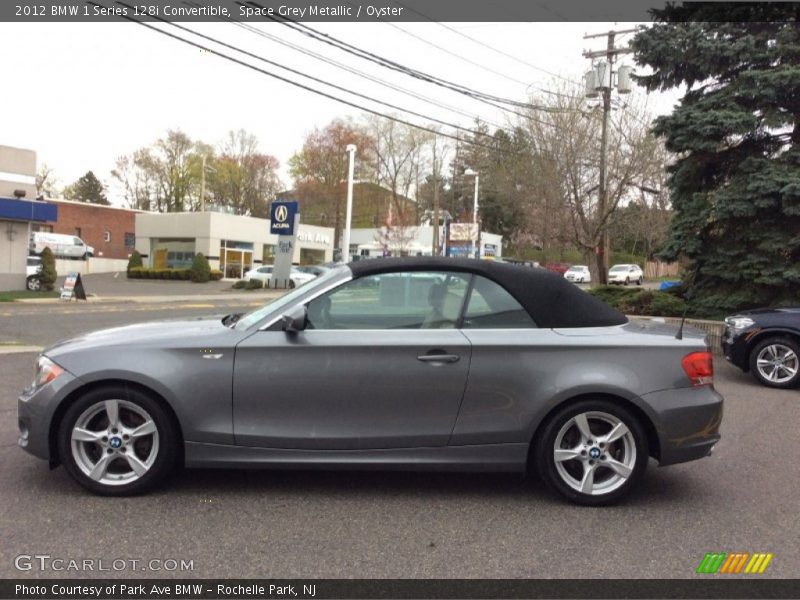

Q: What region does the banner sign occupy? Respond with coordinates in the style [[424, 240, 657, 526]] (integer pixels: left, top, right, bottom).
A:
[[449, 223, 479, 242], [269, 201, 298, 236], [2, 578, 797, 599], [60, 272, 87, 301]]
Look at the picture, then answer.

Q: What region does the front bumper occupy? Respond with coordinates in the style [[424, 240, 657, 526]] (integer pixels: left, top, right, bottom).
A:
[[18, 370, 80, 461], [641, 385, 723, 466], [721, 328, 749, 370]]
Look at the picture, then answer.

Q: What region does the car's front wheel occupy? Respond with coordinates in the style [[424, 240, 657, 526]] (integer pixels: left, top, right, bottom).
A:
[[535, 400, 648, 506], [749, 337, 800, 389], [57, 386, 179, 495], [26, 276, 41, 291]]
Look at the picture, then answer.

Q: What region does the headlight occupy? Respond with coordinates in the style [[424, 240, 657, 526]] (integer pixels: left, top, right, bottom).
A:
[[724, 316, 755, 330], [33, 355, 64, 389]]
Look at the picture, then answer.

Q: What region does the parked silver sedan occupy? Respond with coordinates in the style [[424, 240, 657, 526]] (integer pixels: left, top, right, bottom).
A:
[[18, 258, 722, 505]]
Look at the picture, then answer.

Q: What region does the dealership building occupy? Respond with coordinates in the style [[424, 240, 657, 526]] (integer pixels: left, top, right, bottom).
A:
[[348, 225, 503, 259], [0, 145, 57, 291], [135, 211, 335, 279]]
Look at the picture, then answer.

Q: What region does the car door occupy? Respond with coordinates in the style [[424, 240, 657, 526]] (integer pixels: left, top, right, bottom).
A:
[[232, 270, 473, 450]]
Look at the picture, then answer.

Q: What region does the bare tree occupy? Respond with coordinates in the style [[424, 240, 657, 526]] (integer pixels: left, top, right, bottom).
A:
[[524, 86, 665, 283]]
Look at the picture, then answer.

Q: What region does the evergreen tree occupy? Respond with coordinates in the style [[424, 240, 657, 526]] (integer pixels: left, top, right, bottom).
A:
[[65, 171, 109, 205], [632, 5, 800, 315], [39, 247, 57, 291], [189, 252, 211, 283]]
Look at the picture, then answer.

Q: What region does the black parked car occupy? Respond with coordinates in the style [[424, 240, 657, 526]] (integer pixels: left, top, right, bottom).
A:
[[722, 308, 800, 388]]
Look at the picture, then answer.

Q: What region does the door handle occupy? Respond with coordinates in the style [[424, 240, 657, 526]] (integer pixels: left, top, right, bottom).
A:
[[417, 353, 460, 363]]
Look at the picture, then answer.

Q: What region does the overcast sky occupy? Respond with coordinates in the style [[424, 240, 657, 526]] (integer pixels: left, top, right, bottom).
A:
[[1, 20, 679, 204]]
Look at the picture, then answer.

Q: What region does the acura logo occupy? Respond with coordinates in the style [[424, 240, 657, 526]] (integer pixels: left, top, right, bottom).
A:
[[274, 205, 288, 222]]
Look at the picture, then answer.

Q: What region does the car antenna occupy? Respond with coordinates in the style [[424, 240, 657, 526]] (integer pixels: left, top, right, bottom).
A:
[[675, 307, 688, 340]]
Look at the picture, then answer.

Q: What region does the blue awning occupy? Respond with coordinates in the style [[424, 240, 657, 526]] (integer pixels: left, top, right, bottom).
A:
[[0, 197, 58, 222]]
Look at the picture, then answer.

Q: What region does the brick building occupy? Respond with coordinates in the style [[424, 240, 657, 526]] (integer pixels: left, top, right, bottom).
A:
[[41, 199, 140, 260]]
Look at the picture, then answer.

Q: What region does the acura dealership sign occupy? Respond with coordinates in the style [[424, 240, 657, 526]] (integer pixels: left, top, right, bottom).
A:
[[269, 200, 298, 235]]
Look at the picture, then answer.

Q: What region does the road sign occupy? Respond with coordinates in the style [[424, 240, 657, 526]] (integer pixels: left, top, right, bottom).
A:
[[60, 272, 87, 301]]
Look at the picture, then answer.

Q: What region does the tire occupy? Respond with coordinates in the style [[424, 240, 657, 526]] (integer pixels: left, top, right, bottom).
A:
[[289, 280, 296, 289], [26, 277, 41, 291], [57, 385, 179, 495], [534, 399, 648, 506], [748, 337, 800, 389], [624, 277, 630, 286], [636, 277, 643, 286]]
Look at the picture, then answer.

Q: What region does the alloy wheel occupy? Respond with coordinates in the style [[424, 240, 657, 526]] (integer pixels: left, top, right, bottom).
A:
[[755, 343, 799, 385], [552, 411, 637, 496], [70, 399, 159, 486]]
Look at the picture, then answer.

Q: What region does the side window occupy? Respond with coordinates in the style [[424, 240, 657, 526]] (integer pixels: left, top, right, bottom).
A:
[[307, 271, 470, 330], [463, 276, 536, 329]]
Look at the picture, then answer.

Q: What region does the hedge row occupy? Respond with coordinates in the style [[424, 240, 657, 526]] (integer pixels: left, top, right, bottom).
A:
[[128, 267, 223, 281], [588, 285, 688, 317]]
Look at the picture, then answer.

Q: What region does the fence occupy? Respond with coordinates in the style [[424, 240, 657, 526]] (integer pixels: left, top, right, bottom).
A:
[[628, 316, 726, 355], [643, 260, 680, 279], [54, 257, 129, 275]]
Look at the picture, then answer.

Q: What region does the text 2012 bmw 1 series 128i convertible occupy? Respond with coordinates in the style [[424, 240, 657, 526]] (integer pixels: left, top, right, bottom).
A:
[[18, 258, 722, 505]]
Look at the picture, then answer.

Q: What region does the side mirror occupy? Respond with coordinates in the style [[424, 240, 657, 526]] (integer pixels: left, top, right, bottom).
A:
[[280, 304, 307, 333]]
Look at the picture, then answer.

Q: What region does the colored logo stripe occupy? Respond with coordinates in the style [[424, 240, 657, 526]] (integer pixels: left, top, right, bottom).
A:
[[697, 553, 726, 574], [719, 553, 749, 573], [744, 553, 773, 574], [698, 552, 773, 574]]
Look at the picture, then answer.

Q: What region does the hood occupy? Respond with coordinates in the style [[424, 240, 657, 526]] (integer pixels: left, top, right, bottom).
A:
[[45, 314, 230, 356], [733, 306, 800, 317]]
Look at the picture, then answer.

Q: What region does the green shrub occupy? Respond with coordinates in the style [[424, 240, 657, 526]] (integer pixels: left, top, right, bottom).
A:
[[246, 279, 263, 290], [126, 250, 143, 275], [589, 286, 687, 317], [39, 247, 57, 291], [232, 279, 248, 289], [210, 269, 223, 281], [189, 253, 211, 283]]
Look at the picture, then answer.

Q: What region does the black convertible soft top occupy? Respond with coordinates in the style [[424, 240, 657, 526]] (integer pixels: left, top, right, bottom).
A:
[[347, 257, 627, 328]]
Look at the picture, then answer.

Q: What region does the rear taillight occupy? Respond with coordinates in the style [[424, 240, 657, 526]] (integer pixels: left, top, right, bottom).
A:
[[682, 351, 714, 386]]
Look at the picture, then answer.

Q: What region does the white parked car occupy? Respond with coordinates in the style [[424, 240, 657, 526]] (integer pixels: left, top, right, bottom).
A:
[[564, 265, 591, 284], [244, 266, 316, 288], [29, 232, 94, 260], [608, 264, 644, 286], [26, 256, 43, 291]]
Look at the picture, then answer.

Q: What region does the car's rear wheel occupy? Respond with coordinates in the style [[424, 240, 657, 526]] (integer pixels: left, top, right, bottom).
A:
[[535, 400, 648, 506], [57, 386, 178, 495], [749, 337, 800, 389], [26, 277, 41, 291]]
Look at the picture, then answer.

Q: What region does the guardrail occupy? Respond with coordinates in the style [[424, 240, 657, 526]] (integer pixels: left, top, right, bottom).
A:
[[628, 316, 726, 355]]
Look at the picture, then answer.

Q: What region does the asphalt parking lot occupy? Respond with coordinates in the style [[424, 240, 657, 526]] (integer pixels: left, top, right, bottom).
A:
[[1, 300, 798, 579]]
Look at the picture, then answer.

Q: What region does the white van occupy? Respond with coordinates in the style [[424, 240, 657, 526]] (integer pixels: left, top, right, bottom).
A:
[[30, 232, 94, 260]]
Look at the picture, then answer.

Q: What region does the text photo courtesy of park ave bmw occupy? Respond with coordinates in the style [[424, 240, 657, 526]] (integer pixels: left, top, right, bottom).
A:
[[1, 0, 799, 599]]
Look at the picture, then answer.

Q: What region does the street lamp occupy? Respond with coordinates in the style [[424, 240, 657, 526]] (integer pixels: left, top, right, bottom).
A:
[[464, 168, 479, 258], [342, 144, 357, 263]]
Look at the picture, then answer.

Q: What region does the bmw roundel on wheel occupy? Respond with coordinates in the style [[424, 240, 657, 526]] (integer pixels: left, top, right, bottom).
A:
[[18, 258, 722, 505]]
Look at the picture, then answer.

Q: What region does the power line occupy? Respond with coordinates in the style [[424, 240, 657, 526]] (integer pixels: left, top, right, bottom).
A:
[[341, 0, 534, 88], [193, 8, 513, 133], [391, 0, 581, 94], [244, 2, 542, 112], [131, 11, 498, 141], [105, 2, 522, 156]]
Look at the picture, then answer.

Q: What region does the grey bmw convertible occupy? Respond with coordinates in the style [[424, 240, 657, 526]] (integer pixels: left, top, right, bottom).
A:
[[18, 258, 722, 505]]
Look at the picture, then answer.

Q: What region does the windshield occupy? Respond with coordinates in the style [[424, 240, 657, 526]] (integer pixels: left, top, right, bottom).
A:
[[233, 265, 347, 330], [610, 266, 627, 272]]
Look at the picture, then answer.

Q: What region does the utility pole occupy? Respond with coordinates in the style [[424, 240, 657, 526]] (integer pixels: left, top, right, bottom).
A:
[[342, 144, 357, 263], [583, 28, 635, 284], [200, 154, 207, 212], [432, 140, 439, 256]]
